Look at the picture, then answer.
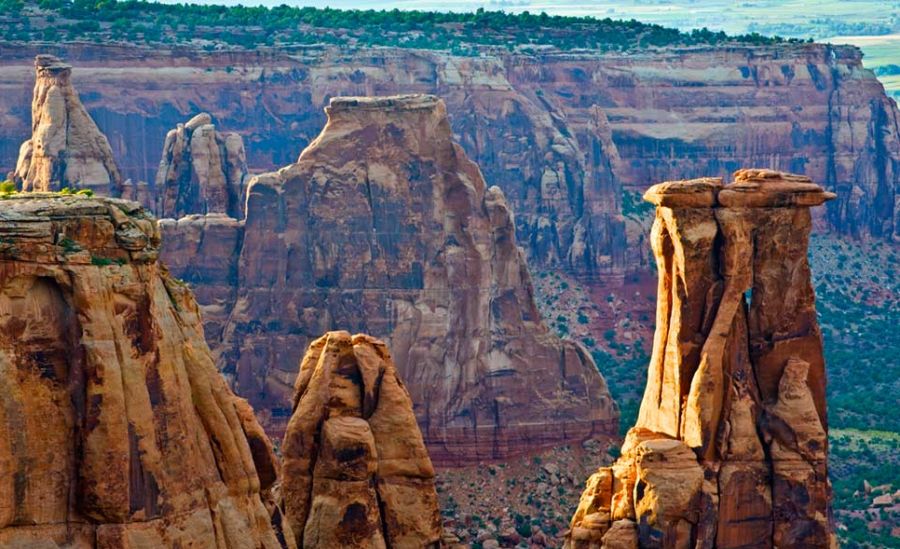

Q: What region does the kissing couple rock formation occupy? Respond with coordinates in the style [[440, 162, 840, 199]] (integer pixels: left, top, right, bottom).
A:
[[567, 169, 836, 548]]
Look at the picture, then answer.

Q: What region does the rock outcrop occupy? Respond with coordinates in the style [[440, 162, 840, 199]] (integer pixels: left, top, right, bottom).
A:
[[0, 194, 291, 547], [12, 55, 122, 195], [155, 112, 249, 219], [199, 94, 617, 464], [566, 170, 836, 548], [281, 331, 442, 548]]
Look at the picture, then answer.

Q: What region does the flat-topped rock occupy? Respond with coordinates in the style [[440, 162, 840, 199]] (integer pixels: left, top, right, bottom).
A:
[[0, 194, 158, 264], [643, 169, 836, 209], [327, 94, 441, 113], [34, 54, 71, 72], [643, 177, 723, 207], [720, 168, 837, 207]]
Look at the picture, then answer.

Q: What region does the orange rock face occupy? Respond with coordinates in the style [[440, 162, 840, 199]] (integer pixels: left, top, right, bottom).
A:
[[206, 95, 617, 464], [566, 170, 836, 548], [0, 194, 292, 548], [12, 55, 122, 195], [281, 331, 442, 548]]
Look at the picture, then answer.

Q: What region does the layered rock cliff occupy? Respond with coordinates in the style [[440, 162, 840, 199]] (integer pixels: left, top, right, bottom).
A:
[[1, 42, 896, 258], [11, 54, 122, 196], [153, 112, 249, 219], [183, 94, 617, 464], [0, 194, 291, 547], [566, 170, 835, 548], [282, 331, 442, 548]]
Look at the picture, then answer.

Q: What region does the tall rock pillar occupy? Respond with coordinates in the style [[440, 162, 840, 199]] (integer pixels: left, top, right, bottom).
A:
[[13, 55, 122, 195], [566, 169, 836, 548]]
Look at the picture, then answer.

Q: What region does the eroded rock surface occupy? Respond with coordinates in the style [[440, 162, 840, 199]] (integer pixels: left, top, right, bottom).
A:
[[566, 170, 836, 548], [12, 55, 122, 195], [154, 112, 249, 219], [0, 194, 291, 548], [281, 331, 442, 548], [210, 94, 617, 464]]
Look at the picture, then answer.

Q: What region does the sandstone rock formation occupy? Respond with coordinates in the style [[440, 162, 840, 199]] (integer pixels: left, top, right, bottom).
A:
[[3, 43, 895, 254], [187, 94, 617, 464], [566, 170, 836, 548], [281, 331, 442, 548], [0, 194, 291, 548], [156, 112, 249, 219], [12, 55, 122, 195]]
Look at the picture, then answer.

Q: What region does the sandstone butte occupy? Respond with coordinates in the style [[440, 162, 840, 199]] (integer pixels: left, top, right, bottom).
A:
[[566, 169, 837, 548], [12, 55, 122, 196], [161, 94, 619, 465], [0, 193, 293, 548], [281, 331, 443, 548]]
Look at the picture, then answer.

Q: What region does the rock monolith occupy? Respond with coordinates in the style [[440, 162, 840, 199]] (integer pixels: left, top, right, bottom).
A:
[[281, 331, 442, 548], [13, 55, 122, 195], [156, 112, 249, 219], [566, 169, 836, 548]]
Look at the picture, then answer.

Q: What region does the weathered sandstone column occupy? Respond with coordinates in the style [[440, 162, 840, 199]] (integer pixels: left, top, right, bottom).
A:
[[281, 331, 443, 548], [13, 55, 122, 195], [566, 169, 836, 548], [155, 112, 249, 219]]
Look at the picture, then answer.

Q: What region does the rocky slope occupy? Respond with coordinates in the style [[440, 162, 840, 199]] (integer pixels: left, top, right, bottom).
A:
[[184, 94, 616, 465], [11, 54, 122, 195], [0, 193, 290, 547], [566, 170, 835, 548], [1, 41, 897, 262], [282, 331, 442, 548]]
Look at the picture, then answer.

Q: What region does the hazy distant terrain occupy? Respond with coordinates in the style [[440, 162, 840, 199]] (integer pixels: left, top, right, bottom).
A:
[[163, 0, 900, 98]]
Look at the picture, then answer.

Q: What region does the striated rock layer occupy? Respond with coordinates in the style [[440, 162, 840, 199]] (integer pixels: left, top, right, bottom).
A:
[[282, 331, 442, 548], [12, 55, 122, 195], [151, 112, 249, 219], [185, 94, 617, 464], [1, 42, 896, 260], [0, 194, 291, 548], [566, 170, 836, 548]]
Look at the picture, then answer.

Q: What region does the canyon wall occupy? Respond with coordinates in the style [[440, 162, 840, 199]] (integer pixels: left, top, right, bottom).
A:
[[1, 41, 897, 270], [0, 193, 291, 548]]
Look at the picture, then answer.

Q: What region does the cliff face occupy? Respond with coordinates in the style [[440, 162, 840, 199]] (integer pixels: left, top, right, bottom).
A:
[[282, 331, 442, 548], [1, 42, 896, 260], [565, 170, 834, 548], [195, 94, 617, 464], [0, 194, 291, 548], [11, 54, 122, 195]]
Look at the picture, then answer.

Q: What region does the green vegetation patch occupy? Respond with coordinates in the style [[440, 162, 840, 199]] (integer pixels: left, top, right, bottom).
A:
[[0, 0, 803, 53]]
